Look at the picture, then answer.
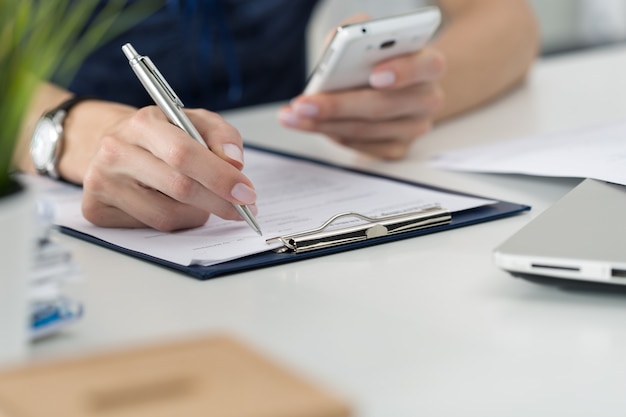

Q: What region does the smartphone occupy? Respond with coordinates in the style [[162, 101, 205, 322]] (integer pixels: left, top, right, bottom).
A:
[[304, 7, 442, 95]]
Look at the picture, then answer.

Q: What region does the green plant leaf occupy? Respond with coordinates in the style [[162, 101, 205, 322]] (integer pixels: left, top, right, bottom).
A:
[[0, 0, 158, 194]]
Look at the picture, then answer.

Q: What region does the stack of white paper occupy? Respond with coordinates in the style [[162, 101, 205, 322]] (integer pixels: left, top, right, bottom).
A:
[[430, 119, 626, 186]]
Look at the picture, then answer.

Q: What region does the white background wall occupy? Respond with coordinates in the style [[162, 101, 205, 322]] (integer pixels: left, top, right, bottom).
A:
[[530, 0, 626, 54]]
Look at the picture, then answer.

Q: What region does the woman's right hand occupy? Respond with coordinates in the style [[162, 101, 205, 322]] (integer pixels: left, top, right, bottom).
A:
[[59, 100, 258, 231]]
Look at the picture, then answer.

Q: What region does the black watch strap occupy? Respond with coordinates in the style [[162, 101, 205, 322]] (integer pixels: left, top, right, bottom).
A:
[[55, 95, 94, 114], [48, 96, 94, 179]]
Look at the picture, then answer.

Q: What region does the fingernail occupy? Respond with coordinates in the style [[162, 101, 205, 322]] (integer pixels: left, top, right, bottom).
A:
[[222, 143, 243, 165], [278, 109, 301, 127], [293, 102, 319, 117], [231, 183, 256, 205], [370, 71, 395, 88]]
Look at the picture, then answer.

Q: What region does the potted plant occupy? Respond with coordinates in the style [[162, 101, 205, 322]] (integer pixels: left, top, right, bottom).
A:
[[0, 0, 152, 364]]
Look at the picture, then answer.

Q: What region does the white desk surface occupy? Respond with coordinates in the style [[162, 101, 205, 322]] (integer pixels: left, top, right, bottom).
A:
[[32, 45, 626, 416]]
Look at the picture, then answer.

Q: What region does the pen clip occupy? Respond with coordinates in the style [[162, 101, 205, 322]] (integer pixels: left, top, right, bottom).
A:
[[266, 206, 451, 253], [141, 56, 185, 108]]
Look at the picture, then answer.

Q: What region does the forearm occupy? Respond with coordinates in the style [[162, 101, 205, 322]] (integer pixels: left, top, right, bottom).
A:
[[434, 0, 540, 120]]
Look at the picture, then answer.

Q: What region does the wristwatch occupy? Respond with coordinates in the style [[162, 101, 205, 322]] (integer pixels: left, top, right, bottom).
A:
[[30, 96, 90, 179]]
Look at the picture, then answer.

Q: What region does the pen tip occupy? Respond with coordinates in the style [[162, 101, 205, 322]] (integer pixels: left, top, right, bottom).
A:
[[234, 204, 262, 236]]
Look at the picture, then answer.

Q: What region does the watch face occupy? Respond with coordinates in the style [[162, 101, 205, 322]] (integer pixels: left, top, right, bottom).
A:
[[31, 118, 59, 172]]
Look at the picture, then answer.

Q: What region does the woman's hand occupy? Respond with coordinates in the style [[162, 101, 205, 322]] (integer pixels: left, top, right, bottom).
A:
[[60, 101, 257, 231], [279, 46, 446, 160]]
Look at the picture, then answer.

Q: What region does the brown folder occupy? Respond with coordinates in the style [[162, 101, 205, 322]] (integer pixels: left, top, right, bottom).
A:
[[0, 334, 350, 417]]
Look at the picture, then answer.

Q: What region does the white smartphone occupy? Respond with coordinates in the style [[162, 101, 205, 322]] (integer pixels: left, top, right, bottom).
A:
[[304, 7, 442, 95]]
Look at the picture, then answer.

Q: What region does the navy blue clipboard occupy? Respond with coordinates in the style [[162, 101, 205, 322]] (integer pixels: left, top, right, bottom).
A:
[[59, 145, 530, 280]]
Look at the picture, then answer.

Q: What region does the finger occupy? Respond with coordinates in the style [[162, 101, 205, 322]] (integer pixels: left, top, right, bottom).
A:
[[122, 107, 257, 207], [312, 116, 433, 145], [82, 175, 213, 231], [370, 46, 447, 89], [129, 106, 245, 170], [185, 109, 245, 170], [282, 83, 443, 125], [89, 135, 240, 219], [82, 203, 146, 229]]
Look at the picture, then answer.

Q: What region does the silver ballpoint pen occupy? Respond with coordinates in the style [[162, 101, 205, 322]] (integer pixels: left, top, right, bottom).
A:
[[121, 43, 262, 236]]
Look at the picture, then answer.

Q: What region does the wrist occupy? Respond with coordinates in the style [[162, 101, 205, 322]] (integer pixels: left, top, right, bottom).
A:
[[59, 100, 136, 184], [30, 96, 93, 180]]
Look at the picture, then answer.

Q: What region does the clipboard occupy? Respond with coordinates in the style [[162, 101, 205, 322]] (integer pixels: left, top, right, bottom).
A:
[[58, 145, 530, 280]]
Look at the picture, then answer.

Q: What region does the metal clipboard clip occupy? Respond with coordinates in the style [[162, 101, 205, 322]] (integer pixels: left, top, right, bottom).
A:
[[266, 206, 451, 253]]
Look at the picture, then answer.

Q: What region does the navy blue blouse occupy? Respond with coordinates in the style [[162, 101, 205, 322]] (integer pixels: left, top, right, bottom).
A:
[[60, 0, 319, 111]]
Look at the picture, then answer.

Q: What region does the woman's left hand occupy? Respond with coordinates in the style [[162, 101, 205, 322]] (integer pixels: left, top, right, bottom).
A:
[[279, 46, 446, 159]]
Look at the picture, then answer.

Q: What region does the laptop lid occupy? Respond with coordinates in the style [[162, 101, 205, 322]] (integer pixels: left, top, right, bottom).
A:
[[494, 178, 626, 286]]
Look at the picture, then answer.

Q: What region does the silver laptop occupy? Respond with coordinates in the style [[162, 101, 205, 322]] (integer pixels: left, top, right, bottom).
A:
[[494, 178, 626, 287]]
